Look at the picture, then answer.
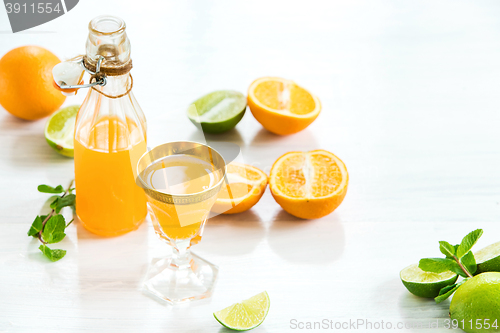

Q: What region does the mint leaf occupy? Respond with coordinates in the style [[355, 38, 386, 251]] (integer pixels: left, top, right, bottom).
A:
[[438, 283, 458, 296], [39, 245, 66, 262], [456, 229, 483, 258], [41, 215, 66, 244], [439, 241, 456, 258], [54, 194, 76, 213], [419, 258, 456, 273], [435, 283, 459, 303], [435, 278, 469, 303], [461, 251, 477, 275], [27, 216, 43, 237], [450, 265, 469, 278], [50, 197, 59, 210], [38, 185, 64, 194]]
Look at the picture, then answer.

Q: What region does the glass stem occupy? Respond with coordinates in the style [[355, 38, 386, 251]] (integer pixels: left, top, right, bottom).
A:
[[171, 239, 192, 270]]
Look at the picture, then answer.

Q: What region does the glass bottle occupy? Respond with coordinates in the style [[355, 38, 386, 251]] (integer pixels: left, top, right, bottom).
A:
[[74, 15, 147, 236]]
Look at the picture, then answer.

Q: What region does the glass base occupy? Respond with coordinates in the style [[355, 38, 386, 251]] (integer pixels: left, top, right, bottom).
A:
[[143, 253, 219, 304]]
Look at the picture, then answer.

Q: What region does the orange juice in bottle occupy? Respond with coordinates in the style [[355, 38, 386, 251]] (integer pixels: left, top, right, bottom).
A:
[[74, 16, 147, 236]]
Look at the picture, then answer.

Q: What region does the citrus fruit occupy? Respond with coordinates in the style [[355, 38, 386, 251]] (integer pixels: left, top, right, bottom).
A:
[[211, 163, 267, 215], [400, 263, 458, 298], [247, 77, 321, 135], [0, 46, 66, 120], [214, 291, 270, 331], [450, 272, 500, 333], [187, 90, 246, 134], [45, 105, 79, 158], [269, 150, 348, 219], [475, 242, 500, 274]]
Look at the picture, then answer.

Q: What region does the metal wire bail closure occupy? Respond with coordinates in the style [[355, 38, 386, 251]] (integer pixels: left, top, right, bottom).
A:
[[56, 55, 107, 90]]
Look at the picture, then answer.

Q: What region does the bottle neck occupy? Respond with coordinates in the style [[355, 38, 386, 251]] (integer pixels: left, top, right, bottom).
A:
[[94, 74, 131, 96], [86, 16, 131, 66]]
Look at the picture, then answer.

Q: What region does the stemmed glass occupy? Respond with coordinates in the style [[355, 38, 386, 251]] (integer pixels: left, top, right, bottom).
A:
[[136, 141, 226, 303]]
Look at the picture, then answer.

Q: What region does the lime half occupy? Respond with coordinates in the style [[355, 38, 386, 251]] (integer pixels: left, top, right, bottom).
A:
[[400, 264, 458, 298], [214, 291, 270, 331], [475, 241, 500, 274], [187, 90, 246, 134], [45, 105, 79, 158]]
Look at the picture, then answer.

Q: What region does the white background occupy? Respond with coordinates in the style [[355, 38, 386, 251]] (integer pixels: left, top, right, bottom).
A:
[[1, 0, 500, 332]]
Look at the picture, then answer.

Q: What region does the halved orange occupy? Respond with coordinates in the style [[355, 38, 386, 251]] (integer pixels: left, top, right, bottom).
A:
[[269, 150, 348, 219], [247, 77, 321, 135], [212, 163, 268, 215]]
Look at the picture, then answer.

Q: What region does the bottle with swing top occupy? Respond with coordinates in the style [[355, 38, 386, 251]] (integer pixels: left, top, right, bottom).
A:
[[73, 15, 147, 236]]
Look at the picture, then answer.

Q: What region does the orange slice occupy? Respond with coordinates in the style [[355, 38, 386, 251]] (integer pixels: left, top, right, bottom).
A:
[[247, 77, 321, 135], [269, 150, 348, 219], [212, 163, 268, 215]]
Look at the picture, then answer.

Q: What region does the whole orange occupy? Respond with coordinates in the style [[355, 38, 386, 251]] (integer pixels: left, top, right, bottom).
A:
[[0, 46, 66, 120]]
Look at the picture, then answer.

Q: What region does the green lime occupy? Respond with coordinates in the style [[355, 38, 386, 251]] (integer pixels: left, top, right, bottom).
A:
[[214, 291, 270, 331], [475, 242, 500, 274], [450, 272, 500, 333], [44, 105, 79, 158], [400, 263, 458, 298], [187, 90, 246, 134]]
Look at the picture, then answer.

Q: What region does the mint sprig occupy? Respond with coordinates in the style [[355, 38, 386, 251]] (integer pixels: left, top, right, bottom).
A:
[[434, 278, 469, 304], [418, 229, 483, 303], [28, 180, 75, 262]]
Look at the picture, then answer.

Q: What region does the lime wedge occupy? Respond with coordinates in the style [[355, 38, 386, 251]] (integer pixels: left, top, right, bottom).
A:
[[187, 90, 246, 134], [44, 105, 79, 158], [475, 241, 500, 274], [214, 291, 270, 331], [400, 264, 458, 298]]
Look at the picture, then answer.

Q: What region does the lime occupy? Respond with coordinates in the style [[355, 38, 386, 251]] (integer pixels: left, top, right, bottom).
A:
[[400, 263, 458, 298], [187, 90, 246, 134], [214, 291, 270, 331], [450, 272, 500, 333], [44, 105, 79, 158], [475, 241, 500, 274]]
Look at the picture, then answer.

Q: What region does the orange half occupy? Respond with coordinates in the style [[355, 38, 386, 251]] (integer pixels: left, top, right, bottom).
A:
[[247, 77, 321, 135], [212, 163, 268, 215], [269, 150, 348, 219]]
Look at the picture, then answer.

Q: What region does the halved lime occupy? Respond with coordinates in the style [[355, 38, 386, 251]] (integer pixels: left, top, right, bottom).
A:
[[214, 291, 270, 331], [187, 90, 246, 134], [475, 241, 500, 274], [400, 264, 458, 298], [45, 105, 79, 158]]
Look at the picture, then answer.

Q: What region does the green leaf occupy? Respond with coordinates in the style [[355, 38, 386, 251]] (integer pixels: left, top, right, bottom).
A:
[[27, 216, 43, 237], [54, 194, 76, 213], [435, 278, 469, 303], [50, 197, 59, 210], [456, 229, 483, 258], [38, 184, 64, 194], [419, 258, 456, 273], [461, 251, 477, 275], [435, 284, 459, 303], [439, 241, 456, 258], [449, 264, 469, 278], [41, 215, 66, 244], [39, 245, 66, 262]]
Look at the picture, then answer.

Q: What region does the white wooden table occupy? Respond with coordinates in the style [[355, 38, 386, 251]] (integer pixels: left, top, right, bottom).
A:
[[1, 1, 500, 332]]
